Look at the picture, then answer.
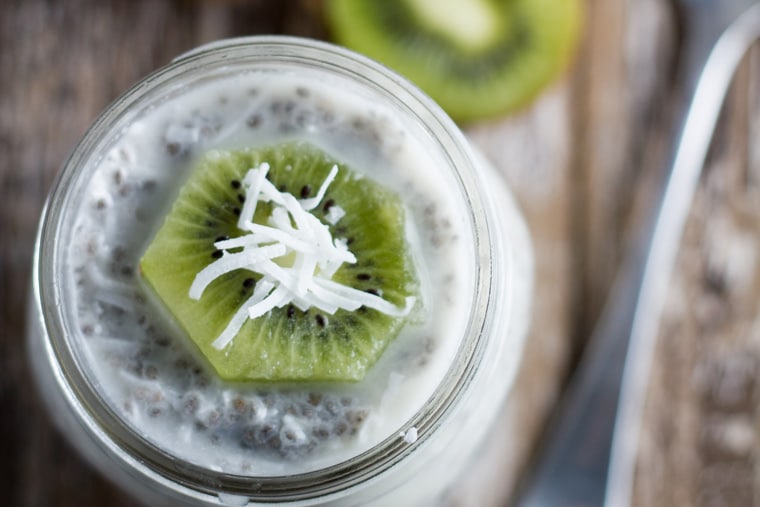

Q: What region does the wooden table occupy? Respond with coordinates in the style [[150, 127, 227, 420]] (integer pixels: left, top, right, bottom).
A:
[[1, 1, 758, 505]]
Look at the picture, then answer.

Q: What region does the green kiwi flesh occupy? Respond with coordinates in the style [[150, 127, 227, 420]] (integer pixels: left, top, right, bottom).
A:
[[140, 141, 419, 382], [326, 0, 582, 122]]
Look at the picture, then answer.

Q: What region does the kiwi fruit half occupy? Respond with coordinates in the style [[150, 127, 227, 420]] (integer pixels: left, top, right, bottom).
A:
[[325, 0, 582, 122], [140, 141, 419, 382]]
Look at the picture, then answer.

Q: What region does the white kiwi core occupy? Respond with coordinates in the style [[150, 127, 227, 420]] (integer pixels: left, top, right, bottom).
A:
[[405, 0, 502, 51]]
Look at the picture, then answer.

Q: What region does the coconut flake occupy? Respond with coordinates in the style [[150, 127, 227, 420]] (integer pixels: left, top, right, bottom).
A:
[[295, 256, 317, 296], [189, 163, 415, 350], [212, 280, 275, 350], [243, 221, 316, 254], [313, 278, 415, 317], [300, 164, 338, 211], [189, 245, 286, 300], [325, 204, 346, 225], [237, 162, 269, 230], [258, 179, 286, 206], [247, 283, 290, 320]]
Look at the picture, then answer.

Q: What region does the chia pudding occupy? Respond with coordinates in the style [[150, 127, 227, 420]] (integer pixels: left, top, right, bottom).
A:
[[28, 37, 532, 506]]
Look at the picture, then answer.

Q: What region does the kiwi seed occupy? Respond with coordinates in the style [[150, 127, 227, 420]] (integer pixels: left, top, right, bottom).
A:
[[247, 115, 262, 128]]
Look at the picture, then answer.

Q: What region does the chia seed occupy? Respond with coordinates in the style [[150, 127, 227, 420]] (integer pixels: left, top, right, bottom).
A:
[[247, 114, 262, 129], [166, 142, 181, 156]]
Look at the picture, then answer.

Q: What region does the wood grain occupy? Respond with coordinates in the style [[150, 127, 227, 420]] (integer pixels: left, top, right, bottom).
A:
[[1, 0, 758, 506], [632, 45, 760, 507], [0, 2, 322, 506]]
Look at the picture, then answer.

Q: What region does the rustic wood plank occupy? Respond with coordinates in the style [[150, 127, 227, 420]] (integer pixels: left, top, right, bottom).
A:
[[632, 44, 760, 507], [455, 1, 677, 503], [460, 80, 578, 506], [0, 0, 610, 505], [3, 0, 757, 506], [0, 2, 314, 506], [575, 0, 632, 336]]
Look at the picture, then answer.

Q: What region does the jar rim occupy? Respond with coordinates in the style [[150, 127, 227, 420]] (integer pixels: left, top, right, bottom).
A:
[[34, 35, 496, 501]]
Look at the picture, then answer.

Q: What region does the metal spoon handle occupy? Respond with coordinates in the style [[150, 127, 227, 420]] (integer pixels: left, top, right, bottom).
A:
[[512, 4, 760, 507]]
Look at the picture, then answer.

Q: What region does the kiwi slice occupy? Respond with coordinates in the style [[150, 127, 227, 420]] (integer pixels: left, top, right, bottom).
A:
[[140, 141, 419, 382], [325, 0, 582, 122]]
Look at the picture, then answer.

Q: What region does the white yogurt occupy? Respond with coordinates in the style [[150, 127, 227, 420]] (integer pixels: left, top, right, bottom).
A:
[[29, 37, 532, 506], [65, 71, 474, 475]]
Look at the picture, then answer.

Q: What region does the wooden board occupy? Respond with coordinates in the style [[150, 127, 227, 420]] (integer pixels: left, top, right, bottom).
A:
[[1, 1, 758, 505]]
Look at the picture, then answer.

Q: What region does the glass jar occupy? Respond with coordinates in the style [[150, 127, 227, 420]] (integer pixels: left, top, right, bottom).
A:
[[27, 36, 532, 506]]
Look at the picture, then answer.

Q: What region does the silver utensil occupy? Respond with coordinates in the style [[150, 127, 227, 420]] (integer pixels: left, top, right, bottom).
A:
[[513, 2, 760, 506]]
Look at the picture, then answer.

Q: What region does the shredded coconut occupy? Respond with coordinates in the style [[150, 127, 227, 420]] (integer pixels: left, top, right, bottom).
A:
[[325, 205, 346, 225], [190, 164, 415, 350], [300, 164, 338, 211]]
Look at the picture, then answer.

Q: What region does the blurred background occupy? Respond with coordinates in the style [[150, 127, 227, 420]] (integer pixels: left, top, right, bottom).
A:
[[1, 1, 759, 506]]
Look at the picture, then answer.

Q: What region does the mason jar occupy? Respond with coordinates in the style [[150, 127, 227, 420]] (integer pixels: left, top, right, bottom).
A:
[[27, 36, 533, 506]]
